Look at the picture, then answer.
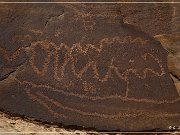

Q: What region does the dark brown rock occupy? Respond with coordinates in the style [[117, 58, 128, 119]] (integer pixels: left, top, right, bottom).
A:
[[0, 3, 179, 131], [155, 33, 180, 80], [120, 1, 180, 36], [155, 33, 180, 98]]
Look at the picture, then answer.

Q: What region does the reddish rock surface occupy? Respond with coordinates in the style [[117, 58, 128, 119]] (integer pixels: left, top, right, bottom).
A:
[[0, 2, 179, 132]]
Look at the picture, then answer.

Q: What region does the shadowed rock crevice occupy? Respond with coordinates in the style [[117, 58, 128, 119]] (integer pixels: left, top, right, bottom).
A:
[[170, 73, 180, 82], [0, 70, 16, 82], [45, 8, 65, 27]]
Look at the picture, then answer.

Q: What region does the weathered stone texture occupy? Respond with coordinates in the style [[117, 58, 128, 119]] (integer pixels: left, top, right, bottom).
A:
[[0, 2, 179, 132]]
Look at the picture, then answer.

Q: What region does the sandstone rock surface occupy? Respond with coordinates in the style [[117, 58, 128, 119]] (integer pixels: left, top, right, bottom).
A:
[[0, 2, 180, 133]]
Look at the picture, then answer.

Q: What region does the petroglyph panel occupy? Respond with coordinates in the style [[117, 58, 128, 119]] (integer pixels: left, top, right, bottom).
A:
[[0, 3, 179, 131]]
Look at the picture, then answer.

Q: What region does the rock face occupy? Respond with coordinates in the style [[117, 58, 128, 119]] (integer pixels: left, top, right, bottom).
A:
[[0, 3, 180, 131], [0, 112, 92, 135], [120, 3, 173, 36], [119, 1, 179, 36], [155, 33, 180, 96], [155, 33, 180, 80]]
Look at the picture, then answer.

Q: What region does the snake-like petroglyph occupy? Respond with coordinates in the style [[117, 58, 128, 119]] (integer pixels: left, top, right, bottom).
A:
[[0, 3, 179, 131], [1, 35, 180, 125], [1, 36, 178, 103], [25, 88, 180, 120], [26, 88, 67, 118], [12, 76, 180, 104]]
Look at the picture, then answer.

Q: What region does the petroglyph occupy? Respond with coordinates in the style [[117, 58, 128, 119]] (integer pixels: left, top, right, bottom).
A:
[[26, 89, 66, 118], [83, 81, 97, 94], [64, 4, 121, 31], [0, 3, 179, 131], [29, 41, 51, 76], [82, 14, 96, 31], [12, 76, 180, 104], [1, 35, 178, 109], [11, 34, 32, 43], [0, 36, 170, 102], [27, 36, 150, 79], [26, 89, 180, 120]]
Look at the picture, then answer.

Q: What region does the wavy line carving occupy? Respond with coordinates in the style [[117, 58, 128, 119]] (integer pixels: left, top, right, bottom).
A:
[[13, 76, 180, 104], [2, 36, 178, 105], [25, 88, 180, 120], [26, 89, 66, 118]]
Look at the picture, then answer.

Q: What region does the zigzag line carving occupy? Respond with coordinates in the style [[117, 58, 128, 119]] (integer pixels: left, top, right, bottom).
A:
[[1, 36, 174, 102], [29, 41, 51, 76]]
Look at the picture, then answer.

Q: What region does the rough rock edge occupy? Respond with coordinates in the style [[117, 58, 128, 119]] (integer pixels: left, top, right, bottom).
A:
[[0, 111, 103, 134]]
